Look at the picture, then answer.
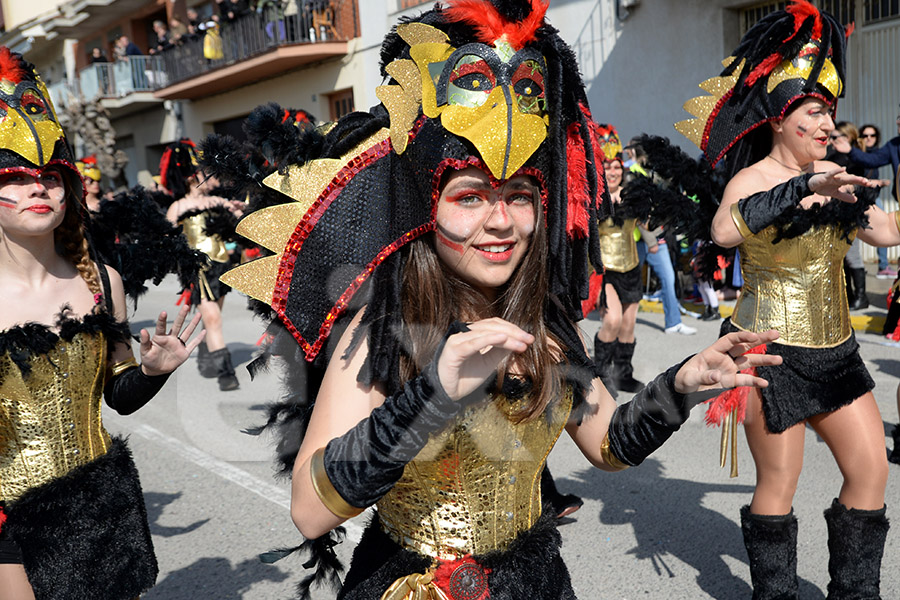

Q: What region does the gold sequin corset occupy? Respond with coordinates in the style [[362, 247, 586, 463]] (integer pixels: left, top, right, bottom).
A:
[[598, 218, 639, 272], [0, 331, 111, 502], [732, 223, 853, 347], [180, 213, 229, 264], [376, 389, 573, 561]]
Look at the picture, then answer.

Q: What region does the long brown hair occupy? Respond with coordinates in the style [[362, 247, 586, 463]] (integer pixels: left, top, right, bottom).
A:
[[54, 183, 102, 305], [399, 185, 566, 423]]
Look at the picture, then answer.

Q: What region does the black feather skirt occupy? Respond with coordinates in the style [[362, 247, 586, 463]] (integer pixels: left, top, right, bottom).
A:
[[188, 259, 233, 305], [338, 510, 575, 600], [601, 265, 643, 307], [720, 319, 874, 433], [3, 437, 157, 600]]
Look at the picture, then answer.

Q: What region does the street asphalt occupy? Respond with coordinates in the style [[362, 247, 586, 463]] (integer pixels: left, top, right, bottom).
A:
[[106, 273, 900, 599]]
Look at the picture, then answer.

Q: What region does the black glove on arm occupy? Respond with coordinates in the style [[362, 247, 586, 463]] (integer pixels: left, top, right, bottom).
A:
[[104, 360, 170, 415], [734, 173, 814, 235], [319, 324, 467, 513], [606, 359, 714, 467]]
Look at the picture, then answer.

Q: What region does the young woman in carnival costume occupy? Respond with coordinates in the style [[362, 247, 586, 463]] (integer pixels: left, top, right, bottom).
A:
[[587, 124, 651, 394], [214, 2, 779, 598], [162, 139, 245, 391], [0, 48, 204, 599], [675, 1, 896, 597]]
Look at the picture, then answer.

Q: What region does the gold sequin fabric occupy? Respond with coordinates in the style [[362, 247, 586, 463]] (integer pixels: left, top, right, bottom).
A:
[[597, 218, 639, 273], [732, 223, 852, 347], [180, 213, 230, 264], [0, 332, 111, 502], [377, 389, 573, 561]]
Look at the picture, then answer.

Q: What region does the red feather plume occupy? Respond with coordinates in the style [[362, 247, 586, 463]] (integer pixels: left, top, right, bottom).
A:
[[565, 122, 590, 239], [745, 0, 823, 88], [444, 0, 548, 50], [0, 47, 26, 84]]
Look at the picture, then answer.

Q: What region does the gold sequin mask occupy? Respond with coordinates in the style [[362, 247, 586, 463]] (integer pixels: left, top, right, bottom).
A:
[[0, 75, 65, 168], [378, 23, 549, 180]]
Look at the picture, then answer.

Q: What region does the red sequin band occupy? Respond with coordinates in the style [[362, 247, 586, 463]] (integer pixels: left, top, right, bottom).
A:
[[297, 222, 436, 361], [429, 156, 548, 220]]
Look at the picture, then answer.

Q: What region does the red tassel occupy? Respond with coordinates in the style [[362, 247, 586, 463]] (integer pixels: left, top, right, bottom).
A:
[[703, 343, 767, 426], [175, 287, 193, 306], [581, 271, 604, 316], [0, 506, 6, 534], [444, 0, 548, 50]]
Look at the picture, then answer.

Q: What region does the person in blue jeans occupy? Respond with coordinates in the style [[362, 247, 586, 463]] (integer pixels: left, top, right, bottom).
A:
[[637, 231, 696, 335]]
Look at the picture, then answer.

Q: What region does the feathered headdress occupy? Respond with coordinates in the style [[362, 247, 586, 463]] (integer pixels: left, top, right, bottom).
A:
[[159, 138, 199, 199], [0, 47, 81, 198], [676, 0, 847, 168], [76, 155, 101, 182], [222, 0, 608, 366]]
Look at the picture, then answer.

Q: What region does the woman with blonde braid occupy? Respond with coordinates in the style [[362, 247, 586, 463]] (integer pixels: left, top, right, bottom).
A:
[[0, 48, 203, 599]]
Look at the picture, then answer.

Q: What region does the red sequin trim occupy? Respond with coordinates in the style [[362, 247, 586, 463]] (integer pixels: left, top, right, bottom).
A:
[[429, 156, 548, 220], [290, 223, 436, 361]]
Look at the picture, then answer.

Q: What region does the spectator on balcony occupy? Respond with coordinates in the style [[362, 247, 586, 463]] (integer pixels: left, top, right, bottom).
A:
[[215, 0, 249, 23], [187, 7, 201, 28], [169, 16, 189, 43], [116, 35, 143, 59], [149, 20, 173, 54], [90, 47, 109, 63]]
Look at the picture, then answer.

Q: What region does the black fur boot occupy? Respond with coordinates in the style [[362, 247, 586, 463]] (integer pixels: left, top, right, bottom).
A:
[[210, 348, 240, 391], [740, 506, 799, 600], [593, 337, 616, 393], [824, 499, 889, 599], [849, 268, 870, 310], [196, 341, 217, 378], [540, 466, 582, 519], [889, 425, 900, 465], [612, 341, 644, 393]]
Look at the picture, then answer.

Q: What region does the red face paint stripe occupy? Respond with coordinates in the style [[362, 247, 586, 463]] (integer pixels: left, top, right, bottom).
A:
[[435, 229, 466, 253]]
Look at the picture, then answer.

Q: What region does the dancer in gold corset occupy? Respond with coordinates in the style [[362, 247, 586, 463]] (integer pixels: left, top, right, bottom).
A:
[[216, 2, 781, 598], [677, 1, 897, 596], [0, 47, 202, 599]]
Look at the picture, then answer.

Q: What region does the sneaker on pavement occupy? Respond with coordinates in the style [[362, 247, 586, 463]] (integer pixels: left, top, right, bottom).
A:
[[665, 322, 697, 335], [877, 268, 897, 279]]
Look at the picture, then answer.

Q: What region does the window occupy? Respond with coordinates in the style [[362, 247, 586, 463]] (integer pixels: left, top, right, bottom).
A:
[[327, 88, 355, 121], [740, 0, 857, 35], [864, 0, 900, 23]]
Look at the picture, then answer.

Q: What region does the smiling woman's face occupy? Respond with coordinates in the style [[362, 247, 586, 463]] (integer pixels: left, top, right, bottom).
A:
[[434, 166, 538, 296]]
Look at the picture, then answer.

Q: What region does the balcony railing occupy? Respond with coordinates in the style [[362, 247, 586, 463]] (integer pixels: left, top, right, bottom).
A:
[[158, 0, 358, 88], [79, 56, 167, 99]]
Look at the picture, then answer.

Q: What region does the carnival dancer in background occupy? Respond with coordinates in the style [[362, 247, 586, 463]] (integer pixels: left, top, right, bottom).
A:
[[676, 2, 897, 596], [215, 2, 781, 598], [162, 139, 244, 391], [0, 47, 203, 599], [76, 155, 105, 212], [590, 126, 651, 394]]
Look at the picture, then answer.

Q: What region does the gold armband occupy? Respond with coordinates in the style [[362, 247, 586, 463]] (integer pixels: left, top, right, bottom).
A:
[[730, 203, 753, 239], [600, 433, 630, 471], [891, 211, 900, 236], [310, 447, 365, 519], [109, 356, 139, 378]]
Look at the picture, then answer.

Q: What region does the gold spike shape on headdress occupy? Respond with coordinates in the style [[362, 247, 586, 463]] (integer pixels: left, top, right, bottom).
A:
[[674, 59, 742, 152], [220, 128, 391, 304]]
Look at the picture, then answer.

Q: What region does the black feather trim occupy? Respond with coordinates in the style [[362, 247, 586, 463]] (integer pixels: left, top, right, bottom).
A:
[[0, 310, 132, 377]]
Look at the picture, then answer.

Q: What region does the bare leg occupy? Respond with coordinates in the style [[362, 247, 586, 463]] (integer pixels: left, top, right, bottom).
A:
[[0, 564, 35, 600], [743, 387, 806, 515], [197, 298, 225, 351], [617, 301, 639, 344], [596, 284, 623, 343], [808, 392, 888, 509]]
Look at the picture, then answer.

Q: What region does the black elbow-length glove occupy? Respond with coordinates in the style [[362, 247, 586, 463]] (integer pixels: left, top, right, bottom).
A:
[[321, 324, 468, 510], [736, 173, 814, 234], [104, 364, 170, 415], [606, 360, 712, 467]]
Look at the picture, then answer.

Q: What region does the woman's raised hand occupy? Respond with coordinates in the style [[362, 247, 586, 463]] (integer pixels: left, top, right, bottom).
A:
[[437, 318, 534, 401], [139, 304, 206, 376], [808, 167, 882, 204], [673, 329, 783, 394]]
